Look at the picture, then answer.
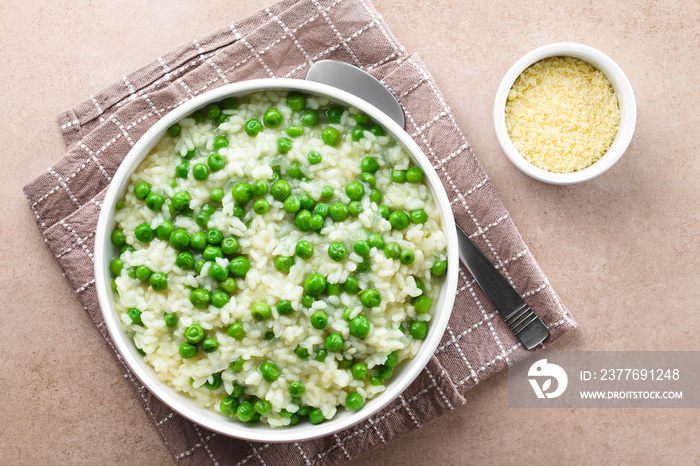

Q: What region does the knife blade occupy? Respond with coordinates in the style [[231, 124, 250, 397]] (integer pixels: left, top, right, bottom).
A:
[[455, 223, 549, 349]]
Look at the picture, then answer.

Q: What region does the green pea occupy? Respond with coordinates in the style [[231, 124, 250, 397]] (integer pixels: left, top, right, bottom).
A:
[[391, 169, 406, 183], [155, 221, 175, 241], [251, 179, 269, 196], [351, 362, 368, 380], [205, 229, 222, 245], [192, 163, 209, 181], [195, 212, 210, 230], [353, 240, 370, 257], [282, 195, 300, 213], [194, 259, 205, 274], [109, 258, 124, 276], [202, 245, 223, 261], [190, 289, 211, 309], [295, 346, 309, 359], [409, 321, 428, 339], [307, 150, 322, 165], [415, 278, 426, 294], [309, 408, 325, 424], [324, 333, 344, 352], [377, 204, 391, 220], [301, 294, 315, 308], [236, 401, 255, 422], [351, 126, 367, 142], [379, 353, 398, 372], [134, 182, 151, 200], [368, 189, 382, 204], [188, 232, 205, 251], [369, 376, 383, 386], [230, 356, 245, 372], [229, 256, 250, 277], [359, 289, 380, 309], [265, 330, 274, 340], [327, 106, 344, 123], [286, 92, 306, 111], [321, 127, 341, 146], [192, 110, 205, 123], [167, 124, 181, 137], [345, 393, 364, 411], [286, 162, 302, 180], [321, 185, 334, 198], [315, 349, 328, 362], [233, 205, 246, 219], [399, 249, 415, 265], [206, 104, 221, 120], [110, 229, 126, 247], [286, 125, 303, 137], [378, 365, 393, 379], [171, 191, 191, 210], [274, 255, 295, 273], [277, 137, 293, 154], [288, 381, 305, 397], [127, 308, 142, 326], [202, 337, 219, 353], [328, 242, 347, 262], [132, 224, 152, 243], [221, 396, 239, 417], [183, 148, 197, 159], [126, 266, 137, 279], [360, 156, 379, 173], [277, 300, 293, 316], [220, 277, 238, 294], [179, 342, 197, 359], [299, 193, 315, 210], [251, 302, 272, 321], [384, 242, 401, 259], [295, 240, 314, 259], [120, 245, 135, 255], [168, 179, 178, 189], [184, 323, 205, 344], [270, 180, 291, 201], [310, 310, 328, 329], [232, 183, 253, 204], [175, 161, 189, 178], [348, 201, 363, 217], [253, 198, 270, 215], [227, 321, 245, 340], [366, 233, 383, 249], [389, 211, 410, 229], [135, 265, 152, 281], [208, 263, 229, 281], [207, 153, 225, 172], [259, 361, 280, 382], [329, 202, 349, 222], [343, 276, 360, 294], [413, 295, 432, 314], [164, 312, 178, 328], [245, 118, 263, 137], [249, 400, 270, 417], [294, 210, 312, 231], [143, 192, 164, 212], [406, 166, 424, 183], [326, 283, 341, 296], [431, 260, 447, 276], [410, 209, 428, 224], [345, 181, 365, 201], [221, 237, 239, 255], [349, 315, 370, 339], [369, 124, 384, 137], [301, 110, 319, 127], [308, 214, 324, 230], [263, 108, 283, 128], [360, 172, 376, 188]]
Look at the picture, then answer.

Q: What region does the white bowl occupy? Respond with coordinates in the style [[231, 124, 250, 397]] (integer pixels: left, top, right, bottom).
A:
[[94, 79, 459, 443], [493, 42, 636, 184]]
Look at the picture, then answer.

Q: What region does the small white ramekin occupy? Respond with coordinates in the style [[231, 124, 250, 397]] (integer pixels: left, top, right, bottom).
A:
[[493, 42, 636, 185]]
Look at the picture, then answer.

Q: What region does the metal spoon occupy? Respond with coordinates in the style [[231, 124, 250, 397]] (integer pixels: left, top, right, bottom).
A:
[[305, 60, 549, 349]]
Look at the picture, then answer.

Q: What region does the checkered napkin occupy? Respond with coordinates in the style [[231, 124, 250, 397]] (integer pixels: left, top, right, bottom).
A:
[[23, 0, 577, 463]]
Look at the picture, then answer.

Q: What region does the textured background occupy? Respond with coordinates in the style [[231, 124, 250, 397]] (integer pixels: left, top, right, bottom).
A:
[[2, 0, 699, 464]]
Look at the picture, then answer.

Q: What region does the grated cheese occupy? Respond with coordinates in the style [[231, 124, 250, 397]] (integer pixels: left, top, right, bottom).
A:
[[505, 56, 620, 173]]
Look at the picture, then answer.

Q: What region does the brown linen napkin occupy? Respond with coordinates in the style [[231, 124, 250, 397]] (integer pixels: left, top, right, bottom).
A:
[[24, 0, 577, 463]]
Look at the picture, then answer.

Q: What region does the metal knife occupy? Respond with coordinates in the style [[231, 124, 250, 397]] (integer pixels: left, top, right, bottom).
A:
[[456, 224, 549, 349]]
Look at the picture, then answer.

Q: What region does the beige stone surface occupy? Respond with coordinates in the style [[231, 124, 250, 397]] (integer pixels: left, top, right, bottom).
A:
[[2, 0, 698, 464]]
